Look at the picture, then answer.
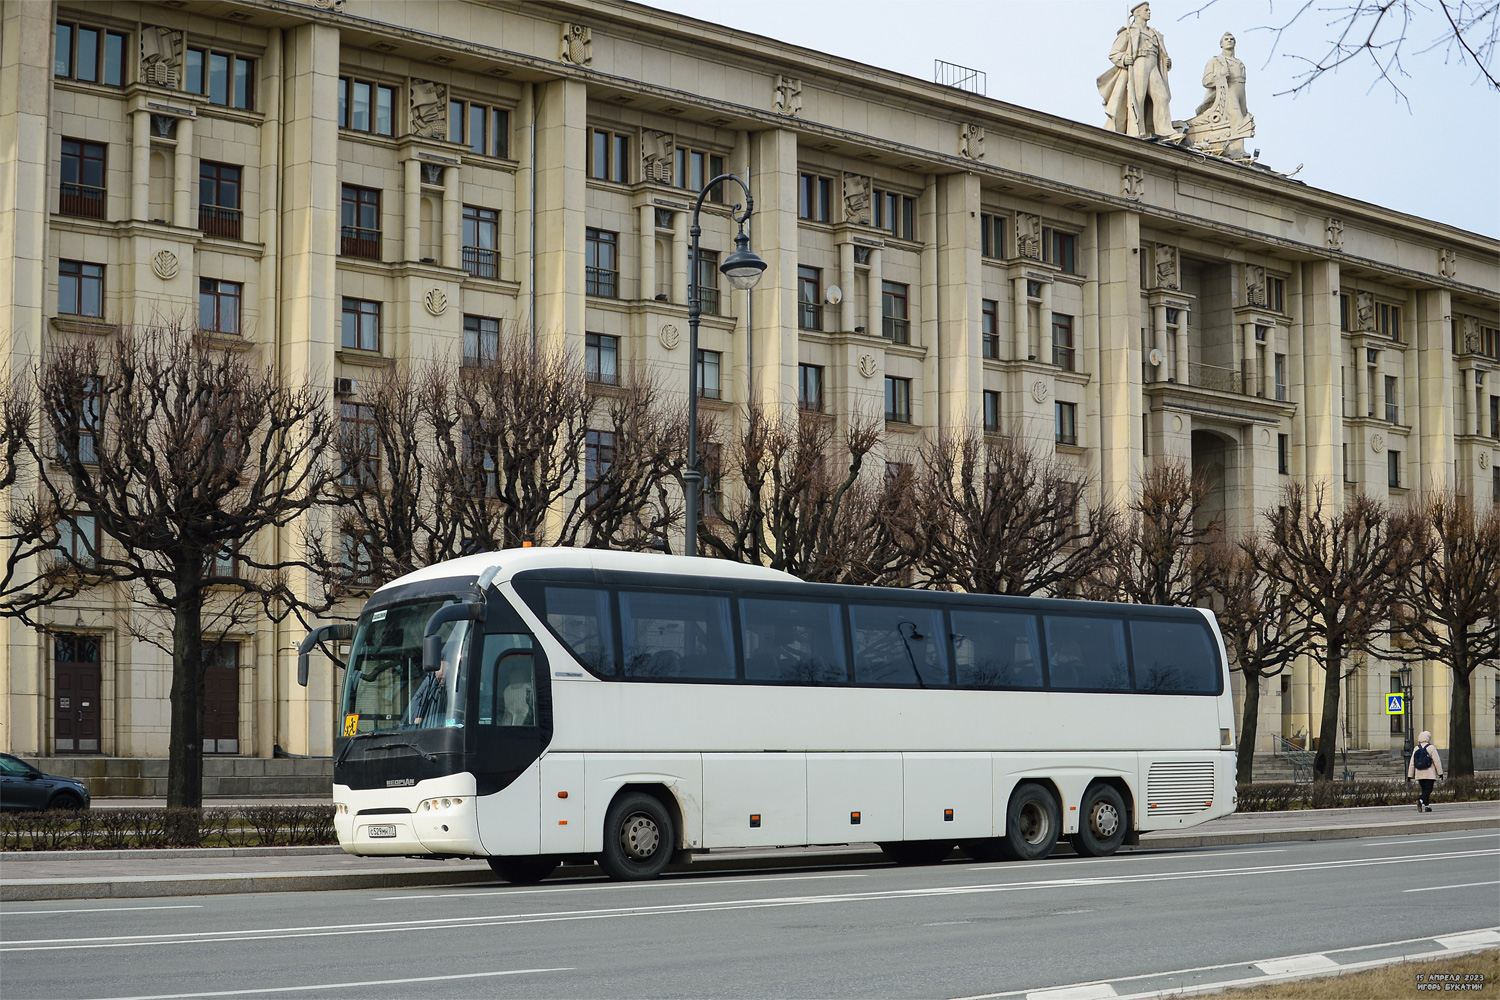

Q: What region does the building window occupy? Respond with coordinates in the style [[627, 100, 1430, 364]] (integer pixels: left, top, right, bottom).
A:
[[589, 129, 629, 182], [799, 364, 824, 412], [339, 78, 396, 136], [56, 513, 99, 568], [798, 173, 832, 222], [1388, 449, 1402, 489], [697, 349, 721, 400], [1051, 313, 1075, 371], [1378, 302, 1402, 341], [54, 23, 126, 86], [340, 403, 380, 487], [675, 147, 725, 202], [1343, 443, 1353, 483], [1493, 465, 1499, 506], [341, 298, 380, 352], [55, 377, 101, 465], [59, 139, 106, 219], [983, 390, 1001, 432], [199, 162, 242, 239], [885, 376, 911, 423], [797, 266, 822, 331], [463, 315, 499, 368], [585, 429, 615, 500], [198, 279, 242, 335], [1275, 353, 1288, 401], [450, 100, 510, 158], [881, 282, 910, 344], [693, 249, 721, 316], [185, 48, 254, 109], [874, 189, 915, 240], [980, 213, 1006, 259], [982, 299, 999, 359], [1278, 434, 1290, 475], [340, 185, 381, 260], [585, 333, 619, 385], [1385, 375, 1400, 424], [1055, 401, 1077, 445], [1268, 276, 1285, 313], [462, 205, 499, 279], [1044, 229, 1078, 273], [585, 228, 618, 297], [58, 260, 104, 318], [1491, 395, 1499, 439], [1339, 294, 1350, 331]]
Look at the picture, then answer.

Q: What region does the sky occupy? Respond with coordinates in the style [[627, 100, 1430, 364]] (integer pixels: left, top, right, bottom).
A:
[[645, 0, 1500, 239]]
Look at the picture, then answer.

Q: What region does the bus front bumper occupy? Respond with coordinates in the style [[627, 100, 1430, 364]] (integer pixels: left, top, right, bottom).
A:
[[334, 776, 483, 856]]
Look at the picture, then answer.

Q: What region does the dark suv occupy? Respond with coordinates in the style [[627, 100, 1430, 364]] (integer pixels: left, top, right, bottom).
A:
[[0, 753, 92, 811]]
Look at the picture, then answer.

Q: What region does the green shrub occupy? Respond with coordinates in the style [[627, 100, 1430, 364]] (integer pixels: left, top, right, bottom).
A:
[[1236, 773, 1500, 811], [0, 804, 337, 851]]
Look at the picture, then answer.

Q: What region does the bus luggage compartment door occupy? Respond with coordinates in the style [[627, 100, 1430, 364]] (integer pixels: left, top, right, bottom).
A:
[[702, 752, 807, 848], [806, 752, 902, 843], [903, 753, 993, 840]]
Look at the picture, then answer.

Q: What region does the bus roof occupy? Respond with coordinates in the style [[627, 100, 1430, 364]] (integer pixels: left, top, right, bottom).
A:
[[376, 548, 802, 594]]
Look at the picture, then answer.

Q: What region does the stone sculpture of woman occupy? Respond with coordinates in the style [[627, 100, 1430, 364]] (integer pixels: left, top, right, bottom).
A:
[[1184, 32, 1255, 159]]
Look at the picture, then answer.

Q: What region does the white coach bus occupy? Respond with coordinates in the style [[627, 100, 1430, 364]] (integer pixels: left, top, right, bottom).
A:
[[299, 549, 1237, 883]]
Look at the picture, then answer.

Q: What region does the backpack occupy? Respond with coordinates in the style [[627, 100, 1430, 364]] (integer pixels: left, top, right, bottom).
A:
[[1414, 744, 1433, 770]]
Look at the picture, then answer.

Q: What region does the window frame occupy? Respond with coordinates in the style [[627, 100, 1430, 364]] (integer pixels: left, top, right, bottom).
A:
[[982, 299, 999, 359], [980, 213, 1006, 259], [983, 390, 1001, 433], [798, 363, 824, 413], [797, 266, 822, 331], [589, 128, 630, 183], [585, 333, 620, 386], [884, 375, 912, 424], [881, 281, 910, 344], [199, 161, 243, 239], [462, 204, 500, 279], [1045, 228, 1078, 274], [1051, 313, 1075, 371], [339, 402, 381, 488], [585, 228, 619, 298], [463, 314, 500, 368], [54, 22, 127, 87], [340, 297, 381, 352], [340, 184, 382, 260], [1055, 401, 1078, 446], [339, 76, 397, 136], [696, 348, 722, 400], [449, 99, 510, 159], [693, 249, 721, 316], [798, 173, 832, 222], [185, 46, 255, 109], [873, 189, 915, 240], [59, 138, 107, 220], [58, 259, 105, 318], [674, 147, 726, 202], [198, 278, 242, 335]]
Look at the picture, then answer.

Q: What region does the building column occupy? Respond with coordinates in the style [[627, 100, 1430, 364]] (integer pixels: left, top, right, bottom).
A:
[[1150, 303, 1166, 382], [1174, 316, 1188, 384], [747, 128, 798, 410], [1094, 210, 1144, 503], [1300, 259, 1343, 501], [131, 110, 151, 221], [531, 77, 587, 349], [636, 203, 655, 306], [1038, 280, 1054, 365], [838, 240, 855, 332], [441, 162, 460, 270], [403, 158, 421, 262], [866, 247, 883, 342], [672, 212, 689, 307], [172, 116, 195, 228], [1012, 276, 1027, 361], [1242, 321, 1257, 396], [935, 172, 980, 431]]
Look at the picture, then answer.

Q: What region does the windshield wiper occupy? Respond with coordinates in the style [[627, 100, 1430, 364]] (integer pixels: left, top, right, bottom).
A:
[[363, 740, 438, 762]]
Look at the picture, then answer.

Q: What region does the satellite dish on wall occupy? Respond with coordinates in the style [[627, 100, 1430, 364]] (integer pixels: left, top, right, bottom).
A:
[[825, 285, 842, 305], [1148, 348, 1164, 367]]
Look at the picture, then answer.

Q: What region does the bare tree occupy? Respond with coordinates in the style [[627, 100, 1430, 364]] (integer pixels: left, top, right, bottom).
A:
[[1208, 538, 1307, 783], [1248, 482, 1423, 782], [1389, 494, 1500, 777], [1111, 458, 1222, 607], [1, 325, 338, 807], [918, 431, 1120, 598]]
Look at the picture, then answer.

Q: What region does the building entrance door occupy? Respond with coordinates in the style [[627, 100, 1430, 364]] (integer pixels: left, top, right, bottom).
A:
[[54, 634, 102, 753], [202, 643, 240, 754]]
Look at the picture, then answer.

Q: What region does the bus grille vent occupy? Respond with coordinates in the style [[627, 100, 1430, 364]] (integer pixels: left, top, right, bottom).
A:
[[1146, 761, 1216, 816]]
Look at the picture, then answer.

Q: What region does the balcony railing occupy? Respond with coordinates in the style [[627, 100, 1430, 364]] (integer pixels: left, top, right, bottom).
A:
[[462, 246, 498, 279], [1386, 402, 1400, 424], [199, 204, 243, 240], [798, 301, 823, 331], [1052, 345, 1076, 371], [1188, 362, 1243, 394], [882, 316, 910, 344], [341, 226, 381, 260], [60, 182, 106, 220], [695, 286, 721, 316]]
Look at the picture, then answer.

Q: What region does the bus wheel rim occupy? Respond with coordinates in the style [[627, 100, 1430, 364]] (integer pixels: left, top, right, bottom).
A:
[[1019, 801, 1048, 844], [622, 813, 660, 859], [1091, 801, 1119, 839]]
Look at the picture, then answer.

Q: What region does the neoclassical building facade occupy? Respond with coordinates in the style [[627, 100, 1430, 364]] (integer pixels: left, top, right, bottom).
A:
[[2, 0, 1497, 761]]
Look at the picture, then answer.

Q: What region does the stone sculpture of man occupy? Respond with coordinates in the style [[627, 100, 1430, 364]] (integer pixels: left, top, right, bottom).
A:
[[1098, 2, 1179, 141], [1185, 32, 1255, 158]]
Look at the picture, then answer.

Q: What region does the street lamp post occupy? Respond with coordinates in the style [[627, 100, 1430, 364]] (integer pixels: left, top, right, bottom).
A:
[[1398, 664, 1414, 762], [684, 174, 765, 557]]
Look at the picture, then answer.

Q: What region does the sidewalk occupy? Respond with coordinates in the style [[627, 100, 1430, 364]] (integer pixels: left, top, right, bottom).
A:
[[3, 800, 1495, 902]]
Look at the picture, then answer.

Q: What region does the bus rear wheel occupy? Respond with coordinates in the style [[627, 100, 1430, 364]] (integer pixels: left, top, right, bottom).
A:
[[600, 791, 675, 881], [487, 856, 559, 884], [999, 783, 1060, 861], [878, 840, 954, 866], [1068, 784, 1127, 857]]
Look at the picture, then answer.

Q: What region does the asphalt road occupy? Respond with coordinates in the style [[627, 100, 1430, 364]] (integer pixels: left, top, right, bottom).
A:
[[2, 830, 1496, 1000]]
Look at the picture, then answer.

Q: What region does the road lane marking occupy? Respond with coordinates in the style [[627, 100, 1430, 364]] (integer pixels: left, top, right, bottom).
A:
[[966, 848, 1287, 872], [923, 920, 973, 926], [1254, 954, 1338, 976], [7, 848, 1494, 953], [83, 967, 571, 1000], [1403, 880, 1500, 893], [1027, 985, 1117, 1000], [1361, 831, 1499, 847], [376, 869, 873, 900], [1438, 929, 1500, 949], [0, 905, 202, 916]]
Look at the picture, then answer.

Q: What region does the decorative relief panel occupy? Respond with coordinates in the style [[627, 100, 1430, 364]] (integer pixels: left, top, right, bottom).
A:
[[858, 354, 878, 378], [1245, 264, 1267, 307], [140, 27, 183, 88], [1356, 291, 1375, 331], [1439, 248, 1458, 279], [843, 173, 871, 225], [151, 250, 179, 280], [774, 75, 802, 117], [1371, 433, 1386, 455], [1031, 380, 1049, 403], [1325, 217, 1344, 252], [1153, 244, 1179, 290], [1016, 213, 1041, 260], [560, 24, 593, 67], [312, 0, 346, 10], [959, 123, 985, 160], [642, 130, 674, 184], [409, 79, 448, 139], [420, 163, 445, 185], [659, 324, 680, 350], [1480, 451, 1491, 470], [1462, 316, 1481, 352], [423, 289, 447, 316], [1122, 164, 1144, 201]]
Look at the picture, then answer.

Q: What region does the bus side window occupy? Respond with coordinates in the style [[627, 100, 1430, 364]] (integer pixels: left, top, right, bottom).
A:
[[1130, 620, 1219, 694], [950, 610, 1042, 689], [1044, 615, 1129, 691], [849, 605, 950, 688], [478, 636, 537, 727], [740, 598, 848, 685], [543, 586, 616, 676], [620, 590, 735, 680]]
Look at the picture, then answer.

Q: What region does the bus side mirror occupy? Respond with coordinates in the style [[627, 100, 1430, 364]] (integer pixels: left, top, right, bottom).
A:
[[421, 601, 486, 673], [297, 623, 356, 687]]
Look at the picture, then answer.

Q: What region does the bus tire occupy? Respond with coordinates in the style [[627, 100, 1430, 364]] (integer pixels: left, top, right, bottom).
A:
[[487, 856, 559, 884], [1068, 784, 1127, 857], [600, 791, 675, 881], [878, 840, 953, 866], [999, 783, 1060, 861]]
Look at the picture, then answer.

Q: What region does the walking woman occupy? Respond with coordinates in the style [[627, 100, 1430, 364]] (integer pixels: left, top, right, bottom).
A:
[[1406, 731, 1445, 812]]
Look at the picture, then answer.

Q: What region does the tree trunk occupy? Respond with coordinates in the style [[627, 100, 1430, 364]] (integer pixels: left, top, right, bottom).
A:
[[166, 594, 207, 808], [1449, 644, 1474, 777], [1313, 641, 1342, 783], [1236, 669, 1262, 784]]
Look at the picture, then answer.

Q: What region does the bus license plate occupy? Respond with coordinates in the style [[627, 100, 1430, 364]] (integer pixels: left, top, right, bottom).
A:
[[367, 824, 397, 838]]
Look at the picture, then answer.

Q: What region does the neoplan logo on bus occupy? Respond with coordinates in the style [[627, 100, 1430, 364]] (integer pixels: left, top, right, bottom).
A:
[[387, 778, 415, 787]]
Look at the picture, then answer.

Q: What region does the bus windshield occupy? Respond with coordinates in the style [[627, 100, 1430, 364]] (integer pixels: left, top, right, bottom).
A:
[[339, 598, 472, 736]]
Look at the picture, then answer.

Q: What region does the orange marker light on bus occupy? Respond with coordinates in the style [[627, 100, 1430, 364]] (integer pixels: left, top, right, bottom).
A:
[[557, 791, 568, 799]]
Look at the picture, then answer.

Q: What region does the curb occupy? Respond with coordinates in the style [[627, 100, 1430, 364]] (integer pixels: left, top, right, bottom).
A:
[[3, 815, 1495, 902]]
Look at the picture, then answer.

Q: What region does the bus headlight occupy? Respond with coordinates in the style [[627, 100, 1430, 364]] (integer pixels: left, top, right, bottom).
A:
[[335, 803, 349, 815], [418, 797, 464, 812]]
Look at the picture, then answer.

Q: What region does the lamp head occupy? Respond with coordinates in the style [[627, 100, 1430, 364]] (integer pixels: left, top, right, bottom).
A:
[[720, 228, 767, 291]]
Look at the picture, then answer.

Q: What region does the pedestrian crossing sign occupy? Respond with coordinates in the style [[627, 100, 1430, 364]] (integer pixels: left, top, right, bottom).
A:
[[1386, 693, 1405, 715]]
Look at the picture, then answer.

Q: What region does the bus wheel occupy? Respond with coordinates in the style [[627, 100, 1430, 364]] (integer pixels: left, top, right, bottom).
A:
[[1068, 784, 1127, 857], [999, 783, 1060, 861], [487, 856, 559, 884], [878, 840, 953, 865], [600, 791, 675, 881]]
